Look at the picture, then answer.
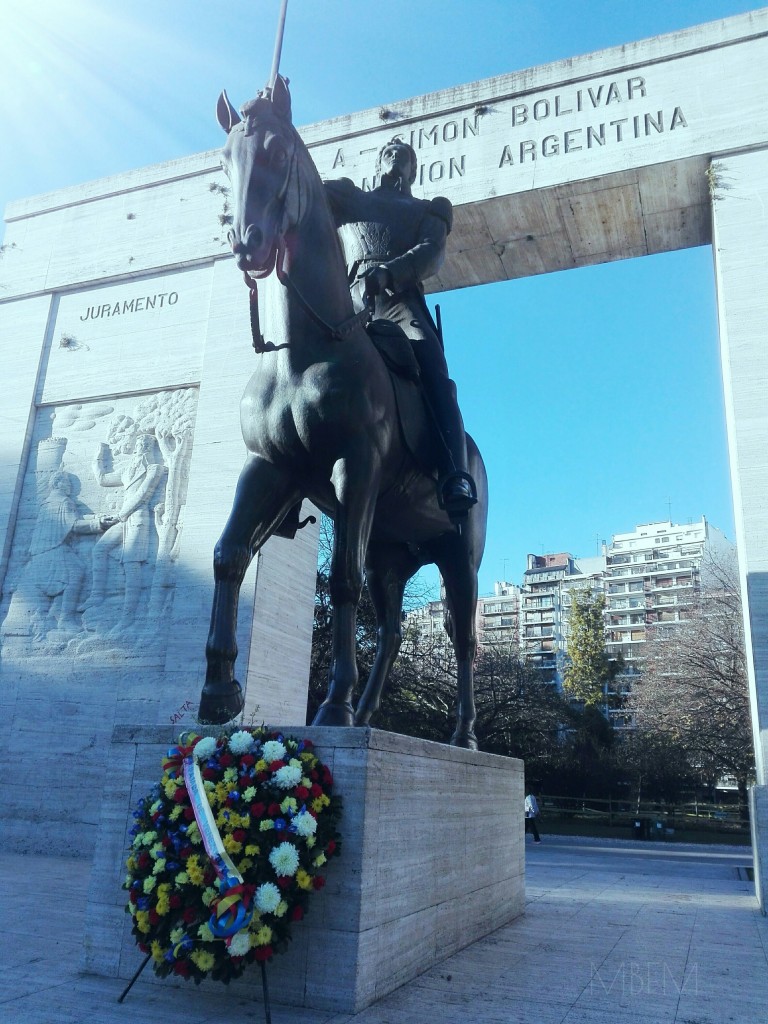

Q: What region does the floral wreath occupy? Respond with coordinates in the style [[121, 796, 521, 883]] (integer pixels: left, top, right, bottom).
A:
[[124, 727, 341, 983]]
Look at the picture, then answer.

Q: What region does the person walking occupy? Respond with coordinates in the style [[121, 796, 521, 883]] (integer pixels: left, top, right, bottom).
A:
[[525, 792, 542, 843]]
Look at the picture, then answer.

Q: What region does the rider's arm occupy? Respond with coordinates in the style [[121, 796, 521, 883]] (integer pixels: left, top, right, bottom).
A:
[[384, 198, 452, 293]]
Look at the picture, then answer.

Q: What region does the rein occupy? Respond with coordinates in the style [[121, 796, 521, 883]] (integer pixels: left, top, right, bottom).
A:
[[243, 246, 371, 353]]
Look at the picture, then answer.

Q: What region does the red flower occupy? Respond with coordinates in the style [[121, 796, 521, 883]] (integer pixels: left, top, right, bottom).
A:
[[267, 803, 282, 818], [128, 889, 138, 905], [241, 754, 256, 767], [182, 907, 196, 923], [295, 786, 309, 801], [179, 846, 193, 859], [173, 961, 191, 977], [312, 876, 326, 890], [138, 942, 149, 954], [322, 768, 333, 786], [172, 788, 187, 804], [310, 769, 319, 781], [291, 905, 304, 921], [326, 840, 337, 856], [149, 909, 160, 925], [269, 760, 286, 772], [162, 835, 173, 849], [202, 768, 217, 781], [256, 771, 268, 782], [250, 802, 266, 818], [204, 868, 215, 885], [169, 894, 182, 908], [276, 876, 292, 891], [254, 946, 273, 962], [309, 783, 322, 798], [183, 806, 196, 821], [301, 739, 314, 750], [232, 829, 247, 844], [219, 753, 233, 767], [137, 852, 151, 870]]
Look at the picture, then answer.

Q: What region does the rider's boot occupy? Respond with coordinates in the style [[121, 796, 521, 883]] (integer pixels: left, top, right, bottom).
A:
[[428, 376, 478, 520]]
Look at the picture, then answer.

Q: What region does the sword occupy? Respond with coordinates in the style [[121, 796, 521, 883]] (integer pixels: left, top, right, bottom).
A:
[[268, 0, 290, 92]]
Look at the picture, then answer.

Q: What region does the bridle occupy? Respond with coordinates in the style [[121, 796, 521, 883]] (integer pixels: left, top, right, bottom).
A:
[[237, 135, 371, 353]]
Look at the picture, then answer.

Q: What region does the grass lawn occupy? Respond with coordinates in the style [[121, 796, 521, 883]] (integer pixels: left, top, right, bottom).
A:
[[540, 817, 751, 846]]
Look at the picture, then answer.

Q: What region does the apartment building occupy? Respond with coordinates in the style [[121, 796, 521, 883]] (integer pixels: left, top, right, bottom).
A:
[[604, 517, 734, 687], [520, 552, 606, 687], [405, 580, 521, 648]]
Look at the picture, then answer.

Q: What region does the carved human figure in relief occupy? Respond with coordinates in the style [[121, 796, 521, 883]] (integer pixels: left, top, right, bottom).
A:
[[26, 470, 115, 635], [85, 433, 165, 632], [325, 139, 477, 517]]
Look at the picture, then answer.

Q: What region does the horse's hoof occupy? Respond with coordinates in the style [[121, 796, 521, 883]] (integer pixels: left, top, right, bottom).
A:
[[450, 730, 478, 750], [312, 701, 355, 728], [198, 679, 244, 724]]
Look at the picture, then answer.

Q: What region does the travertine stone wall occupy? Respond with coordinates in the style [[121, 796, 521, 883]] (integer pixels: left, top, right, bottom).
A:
[[0, 198, 318, 856], [85, 726, 525, 1013], [712, 147, 768, 908]]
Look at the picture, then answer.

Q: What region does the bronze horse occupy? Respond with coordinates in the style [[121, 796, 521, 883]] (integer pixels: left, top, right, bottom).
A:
[[199, 77, 488, 747]]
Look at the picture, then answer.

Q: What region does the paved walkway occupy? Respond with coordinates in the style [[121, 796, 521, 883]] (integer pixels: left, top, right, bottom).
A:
[[3, 836, 766, 1023]]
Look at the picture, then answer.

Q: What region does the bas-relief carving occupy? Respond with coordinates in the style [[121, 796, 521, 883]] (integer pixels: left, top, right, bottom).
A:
[[0, 387, 198, 660]]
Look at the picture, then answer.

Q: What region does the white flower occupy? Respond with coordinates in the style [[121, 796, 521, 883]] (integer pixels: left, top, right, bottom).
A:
[[227, 930, 252, 957], [269, 841, 300, 877], [255, 882, 281, 913], [294, 810, 318, 838], [193, 736, 218, 761], [228, 730, 255, 756], [273, 764, 302, 789], [262, 740, 286, 763]]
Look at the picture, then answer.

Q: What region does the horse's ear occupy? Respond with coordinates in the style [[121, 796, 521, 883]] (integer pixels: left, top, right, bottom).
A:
[[217, 90, 242, 134], [271, 75, 292, 121]]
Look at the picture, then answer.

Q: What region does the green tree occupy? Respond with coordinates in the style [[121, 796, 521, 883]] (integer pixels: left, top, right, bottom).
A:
[[563, 589, 617, 707]]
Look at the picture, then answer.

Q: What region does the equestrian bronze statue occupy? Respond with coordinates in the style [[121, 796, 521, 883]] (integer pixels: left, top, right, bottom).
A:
[[198, 76, 488, 748]]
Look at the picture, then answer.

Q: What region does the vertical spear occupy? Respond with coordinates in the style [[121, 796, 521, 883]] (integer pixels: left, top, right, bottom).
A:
[[268, 0, 290, 91]]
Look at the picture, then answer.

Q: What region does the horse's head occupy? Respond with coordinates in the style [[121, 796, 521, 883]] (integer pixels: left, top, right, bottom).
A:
[[217, 76, 299, 277]]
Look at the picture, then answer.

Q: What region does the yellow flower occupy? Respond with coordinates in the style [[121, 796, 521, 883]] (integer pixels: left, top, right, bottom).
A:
[[255, 759, 268, 772], [163, 779, 179, 799], [187, 822, 201, 845], [190, 950, 215, 972], [202, 887, 217, 907], [169, 806, 182, 821], [223, 834, 243, 855], [186, 856, 205, 886], [150, 940, 165, 963], [273, 900, 288, 918], [311, 798, 324, 813], [245, 844, 260, 856], [280, 797, 297, 814], [152, 859, 166, 876], [126, 856, 137, 872], [296, 869, 312, 891], [313, 853, 327, 868], [301, 776, 311, 788], [150, 842, 164, 859], [135, 911, 151, 934], [306, 836, 316, 848], [254, 924, 273, 946], [238, 858, 253, 873]]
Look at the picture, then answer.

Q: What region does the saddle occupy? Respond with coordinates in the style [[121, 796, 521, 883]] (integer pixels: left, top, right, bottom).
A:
[[365, 318, 440, 478]]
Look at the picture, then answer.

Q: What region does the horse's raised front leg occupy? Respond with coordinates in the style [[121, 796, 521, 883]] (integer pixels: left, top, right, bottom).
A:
[[355, 542, 421, 727], [199, 454, 300, 724], [312, 455, 379, 728], [435, 532, 480, 750]]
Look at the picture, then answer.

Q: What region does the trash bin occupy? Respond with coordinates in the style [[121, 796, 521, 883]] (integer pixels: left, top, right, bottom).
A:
[[632, 818, 649, 840]]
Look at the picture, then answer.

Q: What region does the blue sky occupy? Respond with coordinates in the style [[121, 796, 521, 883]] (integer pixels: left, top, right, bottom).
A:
[[0, 0, 756, 596]]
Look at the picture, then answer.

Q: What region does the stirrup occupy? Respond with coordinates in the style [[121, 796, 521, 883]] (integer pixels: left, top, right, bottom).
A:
[[437, 471, 478, 521]]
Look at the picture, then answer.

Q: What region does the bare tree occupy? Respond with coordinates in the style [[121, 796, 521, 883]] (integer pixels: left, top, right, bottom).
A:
[[628, 549, 755, 803]]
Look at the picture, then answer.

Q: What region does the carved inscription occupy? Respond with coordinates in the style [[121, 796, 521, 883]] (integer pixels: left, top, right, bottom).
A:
[[80, 290, 179, 321], [324, 71, 689, 189]]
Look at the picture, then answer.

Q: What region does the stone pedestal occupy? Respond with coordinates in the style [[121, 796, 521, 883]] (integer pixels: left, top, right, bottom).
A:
[[85, 725, 525, 1013]]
